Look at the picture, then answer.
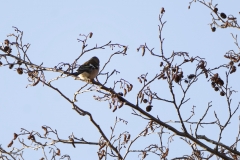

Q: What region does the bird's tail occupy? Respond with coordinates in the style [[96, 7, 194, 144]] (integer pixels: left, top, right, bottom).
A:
[[70, 72, 78, 76]]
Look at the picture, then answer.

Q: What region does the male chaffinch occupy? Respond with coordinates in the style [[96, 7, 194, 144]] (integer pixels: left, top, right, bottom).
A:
[[71, 56, 100, 81]]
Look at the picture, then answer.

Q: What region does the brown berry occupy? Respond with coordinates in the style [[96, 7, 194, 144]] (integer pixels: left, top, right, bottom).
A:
[[220, 13, 227, 19], [143, 99, 148, 103], [146, 105, 153, 112], [188, 74, 195, 79], [9, 64, 14, 69], [17, 68, 23, 75], [214, 87, 219, 91], [174, 75, 181, 83], [89, 32, 93, 38], [230, 66, 236, 74], [4, 39, 9, 46], [0, 61, 2, 66], [213, 8, 218, 13], [220, 91, 225, 96], [211, 82, 216, 88], [13, 133, 18, 140], [211, 27, 216, 32]]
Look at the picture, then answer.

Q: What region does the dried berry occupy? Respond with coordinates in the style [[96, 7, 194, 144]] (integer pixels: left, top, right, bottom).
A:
[[17, 60, 22, 65], [220, 91, 225, 96], [184, 80, 188, 83], [172, 68, 176, 72], [211, 27, 216, 32], [143, 99, 148, 103], [213, 8, 218, 13], [17, 68, 23, 75], [146, 105, 153, 112], [230, 66, 236, 74], [220, 13, 227, 19], [214, 87, 219, 91], [0, 61, 2, 66], [229, 61, 234, 66], [188, 74, 195, 79], [160, 62, 163, 67], [142, 47, 145, 56], [89, 32, 93, 38], [9, 64, 14, 69], [174, 75, 181, 83], [211, 82, 216, 88], [4, 39, 9, 45], [216, 78, 224, 86], [160, 7, 165, 14], [13, 133, 18, 140]]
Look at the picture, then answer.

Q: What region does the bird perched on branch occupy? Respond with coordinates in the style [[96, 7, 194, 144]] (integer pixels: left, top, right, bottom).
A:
[[71, 56, 100, 82]]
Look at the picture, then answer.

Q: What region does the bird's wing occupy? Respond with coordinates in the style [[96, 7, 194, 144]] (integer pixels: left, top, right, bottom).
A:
[[77, 64, 95, 74]]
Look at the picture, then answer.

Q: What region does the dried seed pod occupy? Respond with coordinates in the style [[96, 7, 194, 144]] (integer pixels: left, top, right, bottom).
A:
[[229, 61, 234, 66], [56, 148, 61, 156], [33, 77, 40, 86], [211, 27, 216, 32], [146, 105, 153, 112], [188, 57, 193, 63], [13, 133, 18, 140], [220, 13, 227, 19], [89, 32, 93, 38], [174, 75, 181, 83], [143, 99, 148, 103], [160, 7, 165, 14], [217, 78, 224, 86], [17, 68, 23, 75], [214, 87, 219, 91], [160, 62, 163, 67], [188, 74, 195, 79], [82, 45, 86, 50], [17, 60, 22, 65], [142, 47, 145, 56], [127, 134, 131, 141], [0, 61, 2, 66], [123, 46, 127, 53], [220, 91, 225, 96], [143, 128, 148, 136], [138, 92, 142, 98], [211, 82, 216, 88], [8, 140, 13, 148], [140, 94, 144, 103], [9, 64, 14, 69], [3, 46, 9, 52], [123, 88, 127, 96], [213, 8, 218, 13], [129, 84, 133, 91], [112, 106, 117, 112], [118, 102, 124, 108], [4, 39, 9, 46], [230, 66, 236, 74], [138, 77, 142, 83], [109, 103, 112, 109]]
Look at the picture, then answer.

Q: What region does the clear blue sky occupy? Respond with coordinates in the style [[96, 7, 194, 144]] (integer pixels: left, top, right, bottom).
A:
[[0, 1, 239, 159]]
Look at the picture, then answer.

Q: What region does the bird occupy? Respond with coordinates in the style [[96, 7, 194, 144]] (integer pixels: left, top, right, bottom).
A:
[[71, 56, 100, 82]]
